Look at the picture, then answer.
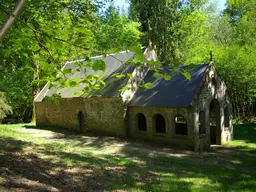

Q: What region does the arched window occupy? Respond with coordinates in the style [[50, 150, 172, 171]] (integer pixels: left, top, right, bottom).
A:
[[137, 113, 147, 131], [175, 115, 187, 135], [224, 107, 230, 127], [199, 111, 206, 134], [153, 114, 166, 133]]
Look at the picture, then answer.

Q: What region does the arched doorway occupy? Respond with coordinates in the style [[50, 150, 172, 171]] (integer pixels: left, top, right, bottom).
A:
[[78, 111, 85, 132], [209, 99, 221, 145]]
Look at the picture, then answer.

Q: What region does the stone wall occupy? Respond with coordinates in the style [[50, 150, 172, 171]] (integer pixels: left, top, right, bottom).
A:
[[193, 64, 233, 150], [35, 97, 126, 137], [127, 106, 195, 150]]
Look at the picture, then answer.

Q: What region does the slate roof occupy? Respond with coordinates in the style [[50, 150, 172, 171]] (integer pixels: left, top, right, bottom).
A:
[[44, 51, 135, 98], [89, 64, 136, 97], [128, 63, 209, 107], [36, 49, 210, 108]]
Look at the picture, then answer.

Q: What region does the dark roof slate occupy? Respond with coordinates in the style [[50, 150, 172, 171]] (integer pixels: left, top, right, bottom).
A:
[[45, 51, 135, 98], [41, 49, 209, 108], [128, 63, 209, 107], [89, 64, 136, 97]]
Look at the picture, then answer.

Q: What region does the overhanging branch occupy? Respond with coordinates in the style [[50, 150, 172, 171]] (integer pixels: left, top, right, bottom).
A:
[[0, 0, 27, 41]]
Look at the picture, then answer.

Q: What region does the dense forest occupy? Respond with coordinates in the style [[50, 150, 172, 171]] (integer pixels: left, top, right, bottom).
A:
[[0, 0, 255, 123]]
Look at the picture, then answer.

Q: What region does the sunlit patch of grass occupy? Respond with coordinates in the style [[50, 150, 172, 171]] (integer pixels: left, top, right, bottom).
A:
[[231, 159, 241, 164], [0, 124, 45, 143], [226, 141, 256, 153], [225, 124, 256, 150], [103, 155, 141, 169]]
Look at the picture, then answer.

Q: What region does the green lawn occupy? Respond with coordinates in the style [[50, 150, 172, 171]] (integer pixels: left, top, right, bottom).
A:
[[0, 124, 255, 192]]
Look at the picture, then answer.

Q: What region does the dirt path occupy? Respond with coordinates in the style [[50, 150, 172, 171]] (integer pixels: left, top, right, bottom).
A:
[[18, 128, 66, 139], [17, 127, 238, 157], [17, 127, 192, 157]]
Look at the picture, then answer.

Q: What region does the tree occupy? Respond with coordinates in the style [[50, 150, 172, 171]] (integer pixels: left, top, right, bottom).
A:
[[0, 91, 12, 123], [94, 4, 142, 52], [179, 9, 214, 64], [129, 0, 182, 65]]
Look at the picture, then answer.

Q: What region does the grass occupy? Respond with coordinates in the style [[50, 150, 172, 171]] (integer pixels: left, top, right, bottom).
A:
[[0, 124, 255, 191]]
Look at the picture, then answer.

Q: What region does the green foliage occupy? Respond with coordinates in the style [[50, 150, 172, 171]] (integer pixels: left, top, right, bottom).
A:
[[181, 70, 191, 80], [0, 92, 12, 122], [213, 45, 256, 118], [94, 4, 142, 52], [92, 60, 106, 71], [0, 66, 33, 123], [180, 0, 256, 119], [142, 82, 154, 89], [129, 46, 145, 63], [180, 8, 214, 64]]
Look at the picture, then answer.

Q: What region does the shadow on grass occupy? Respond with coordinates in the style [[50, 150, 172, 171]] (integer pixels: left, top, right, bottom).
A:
[[0, 124, 255, 191], [0, 138, 29, 152], [0, 137, 192, 191], [0, 132, 194, 191], [22, 124, 37, 129], [119, 142, 256, 191]]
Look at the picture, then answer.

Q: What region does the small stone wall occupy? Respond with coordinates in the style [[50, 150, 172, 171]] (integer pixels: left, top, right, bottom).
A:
[[35, 97, 126, 137], [127, 106, 195, 150]]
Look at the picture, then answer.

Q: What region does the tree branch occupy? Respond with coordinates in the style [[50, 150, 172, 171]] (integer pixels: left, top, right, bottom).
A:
[[0, 0, 27, 41], [0, 2, 126, 65]]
